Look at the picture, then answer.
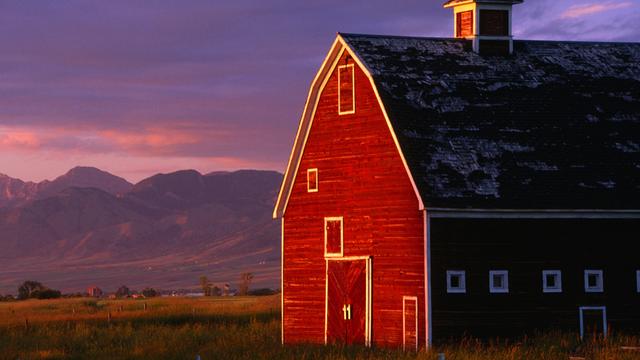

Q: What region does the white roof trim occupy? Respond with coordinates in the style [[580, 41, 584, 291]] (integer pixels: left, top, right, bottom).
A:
[[273, 34, 424, 218]]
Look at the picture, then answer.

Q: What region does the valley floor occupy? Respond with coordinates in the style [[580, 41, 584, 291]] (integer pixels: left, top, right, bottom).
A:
[[0, 296, 639, 359]]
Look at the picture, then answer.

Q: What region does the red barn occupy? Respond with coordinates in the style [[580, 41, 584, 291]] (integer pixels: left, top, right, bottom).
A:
[[274, 0, 640, 348]]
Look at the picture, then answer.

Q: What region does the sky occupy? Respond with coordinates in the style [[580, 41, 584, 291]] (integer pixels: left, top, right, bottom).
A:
[[1, 0, 639, 183]]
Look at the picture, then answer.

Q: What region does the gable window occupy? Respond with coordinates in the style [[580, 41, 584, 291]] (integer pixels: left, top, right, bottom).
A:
[[542, 270, 562, 293], [307, 168, 318, 193], [338, 64, 355, 115], [456, 10, 473, 37], [584, 270, 604, 293], [489, 270, 509, 293], [324, 217, 343, 257], [446, 270, 466, 293]]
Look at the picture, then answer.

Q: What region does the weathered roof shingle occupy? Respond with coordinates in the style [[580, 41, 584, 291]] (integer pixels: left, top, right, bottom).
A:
[[342, 34, 640, 209]]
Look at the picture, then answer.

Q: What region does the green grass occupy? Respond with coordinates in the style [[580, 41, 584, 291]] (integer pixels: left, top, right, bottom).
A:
[[0, 296, 639, 359]]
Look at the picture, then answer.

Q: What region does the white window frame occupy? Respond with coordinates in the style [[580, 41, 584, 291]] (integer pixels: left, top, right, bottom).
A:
[[338, 64, 355, 115], [636, 270, 640, 293], [307, 168, 318, 193], [542, 270, 562, 293], [489, 270, 509, 294], [324, 217, 344, 258], [446, 270, 466, 294], [584, 270, 604, 293]]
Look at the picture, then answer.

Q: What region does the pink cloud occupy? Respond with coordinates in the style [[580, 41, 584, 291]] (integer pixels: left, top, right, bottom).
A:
[[0, 129, 41, 148], [561, 2, 633, 19]]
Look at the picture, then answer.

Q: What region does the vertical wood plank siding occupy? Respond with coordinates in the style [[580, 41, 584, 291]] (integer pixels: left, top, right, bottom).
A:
[[283, 51, 425, 347]]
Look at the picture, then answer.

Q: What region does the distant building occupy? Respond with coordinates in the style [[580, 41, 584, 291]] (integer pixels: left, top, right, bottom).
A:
[[86, 286, 103, 298]]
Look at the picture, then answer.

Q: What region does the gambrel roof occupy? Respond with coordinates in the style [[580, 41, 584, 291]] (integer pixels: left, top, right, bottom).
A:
[[274, 34, 640, 217]]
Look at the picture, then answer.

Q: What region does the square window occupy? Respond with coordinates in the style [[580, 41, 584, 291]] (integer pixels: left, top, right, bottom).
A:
[[489, 270, 509, 293], [584, 270, 604, 293], [324, 217, 343, 257], [338, 64, 355, 115], [307, 169, 318, 193], [542, 270, 562, 293], [447, 271, 466, 294]]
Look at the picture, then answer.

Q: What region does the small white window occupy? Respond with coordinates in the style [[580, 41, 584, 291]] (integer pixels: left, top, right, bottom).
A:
[[307, 168, 318, 193], [489, 270, 509, 293], [636, 270, 640, 293], [584, 270, 604, 293], [446, 271, 466, 293], [542, 270, 562, 293]]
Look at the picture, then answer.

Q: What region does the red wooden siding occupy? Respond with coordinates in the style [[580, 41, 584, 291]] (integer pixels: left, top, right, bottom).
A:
[[283, 50, 425, 348], [456, 11, 473, 37]]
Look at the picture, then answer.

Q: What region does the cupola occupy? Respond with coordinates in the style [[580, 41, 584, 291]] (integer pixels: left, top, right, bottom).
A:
[[443, 0, 523, 55]]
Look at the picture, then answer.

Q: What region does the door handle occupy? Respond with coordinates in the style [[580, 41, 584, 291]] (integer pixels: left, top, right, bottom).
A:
[[342, 304, 352, 320]]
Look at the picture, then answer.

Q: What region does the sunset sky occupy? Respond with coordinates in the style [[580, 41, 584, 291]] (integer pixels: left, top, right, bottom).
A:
[[1, 0, 639, 183]]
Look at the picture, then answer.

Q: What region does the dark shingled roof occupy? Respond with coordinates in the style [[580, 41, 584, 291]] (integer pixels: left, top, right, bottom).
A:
[[341, 34, 640, 210]]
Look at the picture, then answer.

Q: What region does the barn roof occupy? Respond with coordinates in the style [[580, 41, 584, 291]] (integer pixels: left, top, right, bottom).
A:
[[340, 34, 640, 210]]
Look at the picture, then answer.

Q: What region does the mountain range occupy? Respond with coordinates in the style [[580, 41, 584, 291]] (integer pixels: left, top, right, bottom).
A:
[[0, 167, 282, 294]]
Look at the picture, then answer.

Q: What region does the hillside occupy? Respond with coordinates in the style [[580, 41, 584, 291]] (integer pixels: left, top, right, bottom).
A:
[[0, 168, 282, 294]]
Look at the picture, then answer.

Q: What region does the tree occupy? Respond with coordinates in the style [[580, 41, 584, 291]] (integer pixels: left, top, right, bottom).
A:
[[34, 288, 61, 299], [199, 275, 212, 296], [238, 272, 254, 296], [141, 288, 158, 298], [211, 285, 221, 296], [115, 285, 130, 298], [18, 281, 45, 300]]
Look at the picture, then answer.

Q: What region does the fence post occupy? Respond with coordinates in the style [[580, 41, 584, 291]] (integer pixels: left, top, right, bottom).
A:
[[108, 311, 112, 323]]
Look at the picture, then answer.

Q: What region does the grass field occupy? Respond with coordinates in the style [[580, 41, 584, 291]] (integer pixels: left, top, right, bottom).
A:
[[1, 295, 639, 359]]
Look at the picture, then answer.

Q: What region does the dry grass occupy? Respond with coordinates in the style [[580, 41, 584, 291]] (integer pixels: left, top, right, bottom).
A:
[[0, 296, 639, 359]]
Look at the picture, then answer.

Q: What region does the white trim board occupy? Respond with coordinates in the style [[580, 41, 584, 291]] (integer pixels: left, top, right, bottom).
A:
[[402, 296, 419, 352], [273, 34, 424, 219], [280, 217, 285, 344], [425, 212, 432, 347], [324, 256, 372, 347]]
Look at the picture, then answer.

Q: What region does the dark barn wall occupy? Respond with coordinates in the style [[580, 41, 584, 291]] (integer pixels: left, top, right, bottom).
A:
[[430, 218, 640, 341], [283, 50, 425, 347]]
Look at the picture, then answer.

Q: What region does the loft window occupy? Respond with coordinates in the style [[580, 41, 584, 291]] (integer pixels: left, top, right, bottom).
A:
[[489, 270, 509, 293], [456, 10, 473, 37], [480, 10, 508, 36], [324, 217, 343, 257], [307, 168, 318, 193], [446, 271, 466, 293], [542, 270, 562, 293], [584, 270, 604, 293], [338, 64, 355, 115]]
